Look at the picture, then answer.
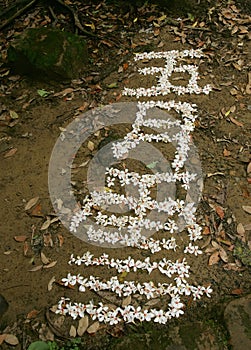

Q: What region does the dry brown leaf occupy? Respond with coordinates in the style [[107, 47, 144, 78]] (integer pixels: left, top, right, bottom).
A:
[[41, 252, 50, 265], [237, 223, 245, 235], [24, 196, 39, 211], [4, 148, 17, 158], [223, 263, 242, 271], [219, 248, 228, 262], [242, 205, 251, 214], [3, 250, 12, 255], [0, 334, 7, 345], [231, 288, 243, 295], [212, 240, 221, 249], [43, 261, 57, 269], [43, 232, 53, 247], [208, 251, 220, 265], [77, 315, 89, 336], [87, 321, 100, 334], [122, 295, 131, 307], [31, 203, 43, 217], [246, 72, 251, 94], [40, 218, 51, 230], [48, 276, 56, 291], [87, 141, 95, 151], [4, 334, 19, 345], [23, 241, 29, 256], [57, 234, 64, 247], [247, 162, 251, 174], [29, 265, 43, 272], [69, 325, 77, 337], [229, 116, 243, 127], [223, 148, 231, 157], [202, 226, 210, 235], [14, 235, 27, 242], [27, 309, 40, 319], [145, 298, 161, 306], [53, 88, 74, 97], [215, 206, 224, 219]]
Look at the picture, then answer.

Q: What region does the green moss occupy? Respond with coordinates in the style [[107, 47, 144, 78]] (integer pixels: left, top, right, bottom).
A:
[[7, 28, 88, 80]]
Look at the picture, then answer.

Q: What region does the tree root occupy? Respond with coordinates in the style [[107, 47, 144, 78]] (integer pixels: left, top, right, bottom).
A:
[[0, 0, 97, 37]]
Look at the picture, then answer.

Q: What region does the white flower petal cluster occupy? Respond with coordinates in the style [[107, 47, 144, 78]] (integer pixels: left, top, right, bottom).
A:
[[57, 49, 213, 325], [56, 297, 184, 323], [123, 49, 212, 98]]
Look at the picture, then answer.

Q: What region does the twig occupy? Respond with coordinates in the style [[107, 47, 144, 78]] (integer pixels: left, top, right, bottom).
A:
[[49, 5, 58, 27], [0, 0, 37, 30], [54, 0, 97, 37]]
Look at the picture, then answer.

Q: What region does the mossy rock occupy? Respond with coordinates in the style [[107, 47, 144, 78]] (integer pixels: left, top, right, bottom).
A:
[[7, 27, 88, 81]]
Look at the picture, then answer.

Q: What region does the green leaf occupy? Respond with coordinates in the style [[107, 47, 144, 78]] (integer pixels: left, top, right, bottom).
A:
[[106, 82, 118, 89], [37, 89, 50, 97], [146, 161, 159, 169], [27, 341, 50, 350]]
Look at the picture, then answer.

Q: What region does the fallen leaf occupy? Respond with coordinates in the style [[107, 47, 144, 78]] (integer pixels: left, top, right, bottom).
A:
[[0, 334, 7, 345], [118, 271, 128, 282], [87, 321, 100, 334], [23, 241, 29, 256], [247, 162, 251, 174], [69, 325, 77, 338], [27, 340, 49, 350], [122, 295, 131, 307], [40, 218, 51, 230], [3, 250, 12, 255], [29, 265, 43, 272], [202, 226, 211, 235], [14, 235, 27, 242], [4, 148, 17, 158], [41, 252, 50, 265], [48, 276, 56, 291], [43, 261, 57, 269], [10, 110, 19, 119], [231, 288, 243, 295], [57, 234, 64, 247], [31, 203, 43, 217], [37, 89, 50, 97], [107, 82, 118, 89], [229, 116, 243, 127], [4, 334, 19, 346], [208, 251, 220, 265], [145, 298, 161, 306], [77, 316, 89, 336], [223, 148, 231, 157], [242, 205, 251, 214], [215, 206, 224, 219], [27, 309, 40, 319], [43, 232, 53, 247], [87, 141, 95, 151], [219, 248, 228, 262], [25, 196, 39, 211], [246, 72, 251, 94], [237, 223, 245, 235], [53, 88, 74, 97]]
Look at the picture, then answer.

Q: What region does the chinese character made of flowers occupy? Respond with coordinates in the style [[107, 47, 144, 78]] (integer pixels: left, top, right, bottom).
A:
[[56, 49, 213, 325]]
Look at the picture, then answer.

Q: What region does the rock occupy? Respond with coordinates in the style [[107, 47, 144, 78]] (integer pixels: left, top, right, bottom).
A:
[[0, 294, 9, 318], [224, 294, 251, 350], [7, 28, 88, 81]]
